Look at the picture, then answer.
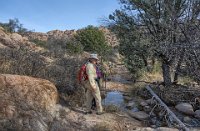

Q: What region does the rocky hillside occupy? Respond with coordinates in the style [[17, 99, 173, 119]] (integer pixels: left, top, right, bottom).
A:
[[24, 26, 119, 47], [0, 26, 40, 50], [0, 26, 87, 94], [0, 25, 123, 96], [0, 25, 127, 97]]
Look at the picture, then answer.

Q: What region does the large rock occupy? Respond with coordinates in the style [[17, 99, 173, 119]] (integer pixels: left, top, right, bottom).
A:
[[175, 103, 195, 115], [194, 110, 200, 118], [128, 111, 149, 121], [0, 28, 15, 48], [0, 74, 58, 130], [126, 101, 137, 109], [25, 32, 48, 41], [10, 33, 23, 42], [183, 116, 192, 122], [0, 27, 39, 50], [0, 74, 58, 118]]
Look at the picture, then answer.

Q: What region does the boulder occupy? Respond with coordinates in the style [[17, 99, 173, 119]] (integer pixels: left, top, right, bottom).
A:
[[0, 30, 15, 48], [194, 110, 200, 118], [175, 103, 195, 115], [183, 116, 192, 122], [128, 111, 149, 121], [0, 74, 58, 119], [0, 74, 58, 130], [0, 28, 39, 50], [0, 26, 7, 37], [126, 101, 136, 109], [10, 33, 23, 42]]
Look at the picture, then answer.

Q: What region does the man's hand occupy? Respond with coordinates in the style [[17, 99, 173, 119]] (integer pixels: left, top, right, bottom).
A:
[[91, 86, 97, 92]]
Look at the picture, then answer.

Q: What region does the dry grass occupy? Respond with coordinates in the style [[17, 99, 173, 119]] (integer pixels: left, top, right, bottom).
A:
[[178, 76, 196, 86], [138, 71, 163, 83]]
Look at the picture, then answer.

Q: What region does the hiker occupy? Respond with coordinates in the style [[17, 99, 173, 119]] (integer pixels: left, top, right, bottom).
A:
[[78, 53, 103, 115], [91, 63, 104, 110]]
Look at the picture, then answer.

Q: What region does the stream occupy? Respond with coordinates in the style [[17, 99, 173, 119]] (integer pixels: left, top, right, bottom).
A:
[[102, 91, 200, 128], [103, 91, 124, 108], [102, 91, 139, 112]]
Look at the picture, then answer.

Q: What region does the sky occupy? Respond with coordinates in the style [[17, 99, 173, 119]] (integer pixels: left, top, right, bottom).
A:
[[0, 0, 120, 32]]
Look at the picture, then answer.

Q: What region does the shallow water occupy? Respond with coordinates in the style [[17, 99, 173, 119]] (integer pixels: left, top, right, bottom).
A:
[[102, 91, 124, 108], [102, 91, 140, 112]]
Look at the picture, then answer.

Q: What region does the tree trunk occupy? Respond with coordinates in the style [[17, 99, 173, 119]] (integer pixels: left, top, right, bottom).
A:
[[162, 60, 172, 86], [173, 51, 184, 84]]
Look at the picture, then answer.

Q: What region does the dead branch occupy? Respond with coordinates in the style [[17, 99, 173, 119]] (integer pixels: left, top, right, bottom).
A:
[[145, 85, 189, 131]]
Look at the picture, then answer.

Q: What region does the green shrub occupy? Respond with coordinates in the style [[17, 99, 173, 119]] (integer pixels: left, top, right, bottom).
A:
[[31, 39, 47, 48], [76, 25, 110, 57], [66, 41, 83, 54]]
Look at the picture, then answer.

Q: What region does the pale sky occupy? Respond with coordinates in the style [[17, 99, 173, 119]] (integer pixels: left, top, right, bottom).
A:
[[0, 0, 120, 32]]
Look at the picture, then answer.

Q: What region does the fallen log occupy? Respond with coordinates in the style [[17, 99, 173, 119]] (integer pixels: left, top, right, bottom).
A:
[[145, 85, 189, 131]]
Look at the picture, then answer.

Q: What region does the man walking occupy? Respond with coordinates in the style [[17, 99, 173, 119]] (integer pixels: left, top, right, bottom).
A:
[[84, 54, 103, 115]]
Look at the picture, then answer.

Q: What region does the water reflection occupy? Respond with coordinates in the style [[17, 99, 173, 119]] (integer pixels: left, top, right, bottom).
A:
[[103, 91, 124, 108]]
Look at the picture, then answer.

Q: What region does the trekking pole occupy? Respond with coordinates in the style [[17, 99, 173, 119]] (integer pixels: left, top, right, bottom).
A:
[[104, 72, 107, 106], [105, 72, 107, 91]]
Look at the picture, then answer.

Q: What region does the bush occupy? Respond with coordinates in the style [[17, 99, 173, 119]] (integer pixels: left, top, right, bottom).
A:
[[47, 38, 83, 56], [66, 40, 83, 54], [0, 47, 84, 93], [76, 25, 110, 57]]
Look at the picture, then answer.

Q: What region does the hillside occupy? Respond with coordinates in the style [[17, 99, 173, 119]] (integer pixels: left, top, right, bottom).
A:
[[23, 26, 119, 47]]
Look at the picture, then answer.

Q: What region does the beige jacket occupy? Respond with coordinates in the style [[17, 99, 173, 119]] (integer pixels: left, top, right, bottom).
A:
[[86, 62, 97, 90]]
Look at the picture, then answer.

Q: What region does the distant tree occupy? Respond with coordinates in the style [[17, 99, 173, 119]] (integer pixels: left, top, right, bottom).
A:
[[0, 18, 31, 34], [75, 25, 110, 58]]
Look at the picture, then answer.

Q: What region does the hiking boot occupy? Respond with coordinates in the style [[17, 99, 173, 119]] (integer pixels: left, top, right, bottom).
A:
[[96, 111, 104, 115]]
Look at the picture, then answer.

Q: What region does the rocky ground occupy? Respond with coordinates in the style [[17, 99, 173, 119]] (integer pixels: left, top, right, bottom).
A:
[[0, 66, 188, 131], [1, 66, 200, 131]]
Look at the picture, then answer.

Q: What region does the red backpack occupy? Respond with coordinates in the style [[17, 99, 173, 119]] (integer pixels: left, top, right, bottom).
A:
[[77, 63, 88, 83]]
